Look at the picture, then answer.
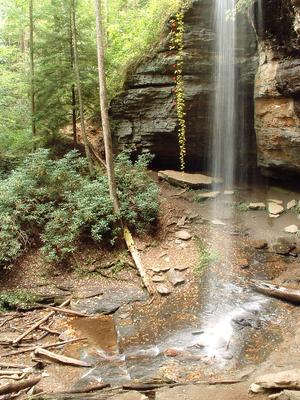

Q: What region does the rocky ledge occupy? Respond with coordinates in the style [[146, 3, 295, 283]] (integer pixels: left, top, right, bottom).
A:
[[254, 0, 300, 178]]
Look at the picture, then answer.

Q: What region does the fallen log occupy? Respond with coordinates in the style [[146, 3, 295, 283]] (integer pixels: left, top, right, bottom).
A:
[[34, 348, 91, 367], [250, 280, 300, 303], [0, 376, 41, 396], [124, 226, 155, 296], [1, 337, 86, 358], [12, 298, 71, 345]]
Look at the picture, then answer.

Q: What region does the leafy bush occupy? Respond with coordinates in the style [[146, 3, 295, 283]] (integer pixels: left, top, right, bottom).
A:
[[0, 149, 159, 265], [0, 290, 38, 312]]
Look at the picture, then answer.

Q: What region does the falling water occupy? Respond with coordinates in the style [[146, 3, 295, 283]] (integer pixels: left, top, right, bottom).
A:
[[211, 0, 236, 190]]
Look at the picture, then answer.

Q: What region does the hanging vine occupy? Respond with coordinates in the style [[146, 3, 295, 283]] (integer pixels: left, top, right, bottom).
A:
[[169, 1, 189, 171]]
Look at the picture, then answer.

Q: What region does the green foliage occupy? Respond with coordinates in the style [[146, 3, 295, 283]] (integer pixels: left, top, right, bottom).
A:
[[194, 238, 219, 278], [0, 290, 37, 312], [0, 150, 159, 266]]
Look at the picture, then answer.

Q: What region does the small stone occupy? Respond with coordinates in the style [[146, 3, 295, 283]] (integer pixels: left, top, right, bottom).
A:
[[159, 265, 171, 272], [239, 258, 249, 269], [224, 190, 235, 195], [221, 351, 234, 360], [269, 214, 280, 219], [273, 243, 296, 255], [211, 219, 226, 226], [174, 265, 189, 271], [197, 191, 220, 201], [177, 216, 187, 227], [251, 240, 268, 250], [284, 225, 299, 234], [152, 275, 165, 283], [175, 230, 192, 241], [163, 348, 181, 357], [150, 267, 161, 273], [112, 391, 149, 400], [188, 212, 199, 220], [268, 202, 284, 215], [167, 268, 186, 286], [175, 239, 182, 245], [156, 284, 172, 295], [192, 330, 204, 335], [287, 200, 297, 210], [249, 202, 266, 210]]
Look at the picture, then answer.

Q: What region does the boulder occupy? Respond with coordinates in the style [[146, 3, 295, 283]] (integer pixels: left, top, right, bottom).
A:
[[197, 191, 220, 200], [287, 200, 297, 210]]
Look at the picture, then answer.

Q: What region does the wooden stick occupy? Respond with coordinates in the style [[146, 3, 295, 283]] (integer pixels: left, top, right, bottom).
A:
[[251, 280, 300, 303], [39, 327, 61, 335], [123, 226, 155, 296], [0, 376, 41, 395], [12, 298, 70, 345], [41, 306, 87, 317], [1, 338, 86, 358], [0, 363, 28, 369], [34, 348, 91, 368]]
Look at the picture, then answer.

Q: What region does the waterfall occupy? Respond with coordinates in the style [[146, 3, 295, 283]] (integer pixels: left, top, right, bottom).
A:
[[211, 0, 236, 189]]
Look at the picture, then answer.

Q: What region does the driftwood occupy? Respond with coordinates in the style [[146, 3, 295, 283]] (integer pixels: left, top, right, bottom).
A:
[[12, 298, 71, 345], [0, 363, 28, 369], [251, 280, 300, 303], [34, 348, 91, 367], [0, 376, 41, 395], [124, 226, 155, 296], [1, 338, 86, 358]]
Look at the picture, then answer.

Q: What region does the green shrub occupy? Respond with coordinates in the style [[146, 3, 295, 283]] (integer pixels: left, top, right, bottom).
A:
[[0, 290, 38, 312], [0, 149, 159, 265]]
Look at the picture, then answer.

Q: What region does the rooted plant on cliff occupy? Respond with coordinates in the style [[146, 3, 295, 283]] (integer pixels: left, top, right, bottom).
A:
[[169, 1, 189, 171]]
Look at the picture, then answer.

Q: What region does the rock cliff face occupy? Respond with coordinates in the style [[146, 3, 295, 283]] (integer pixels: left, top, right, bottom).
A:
[[254, 0, 300, 177], [110, 0, 257, 171]]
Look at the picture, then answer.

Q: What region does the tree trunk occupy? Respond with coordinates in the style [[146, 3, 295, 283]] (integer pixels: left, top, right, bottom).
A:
[[29, 0, 36, 141], [71, 0, 93, 171], [69, 8, 77, 146], [94, 0, 119, 212]]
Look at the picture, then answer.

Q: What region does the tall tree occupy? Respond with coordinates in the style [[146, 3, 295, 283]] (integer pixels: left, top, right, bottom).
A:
[[95, 0, 119, 212], [29, 0, 36, 140], [68, 5, 77, 145], [71, 0, 93, 171]]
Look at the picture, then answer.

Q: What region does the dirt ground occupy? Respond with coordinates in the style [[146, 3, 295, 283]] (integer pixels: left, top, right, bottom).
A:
[[1, 174, 300, 399]]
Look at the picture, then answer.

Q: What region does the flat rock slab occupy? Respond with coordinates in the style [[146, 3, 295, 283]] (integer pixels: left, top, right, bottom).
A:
[[284, 225, 298, 234], [197, 191, 220, 200], [175, 230, 192, 240], [268, 199, 284, 205], [174, 265, 189, 271], [167, 268, 186, 286], [71, 286, 148, 315], [112, 392, 148, 400], [158, 170, 223, 189], [269, 202, 285, 215]]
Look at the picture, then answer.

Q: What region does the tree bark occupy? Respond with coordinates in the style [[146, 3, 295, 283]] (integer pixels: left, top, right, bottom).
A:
[[94, 0, 119, 213], [69, 8, 77, 145], [71, 0, 93, 171], [29, 0, 36, 141]]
